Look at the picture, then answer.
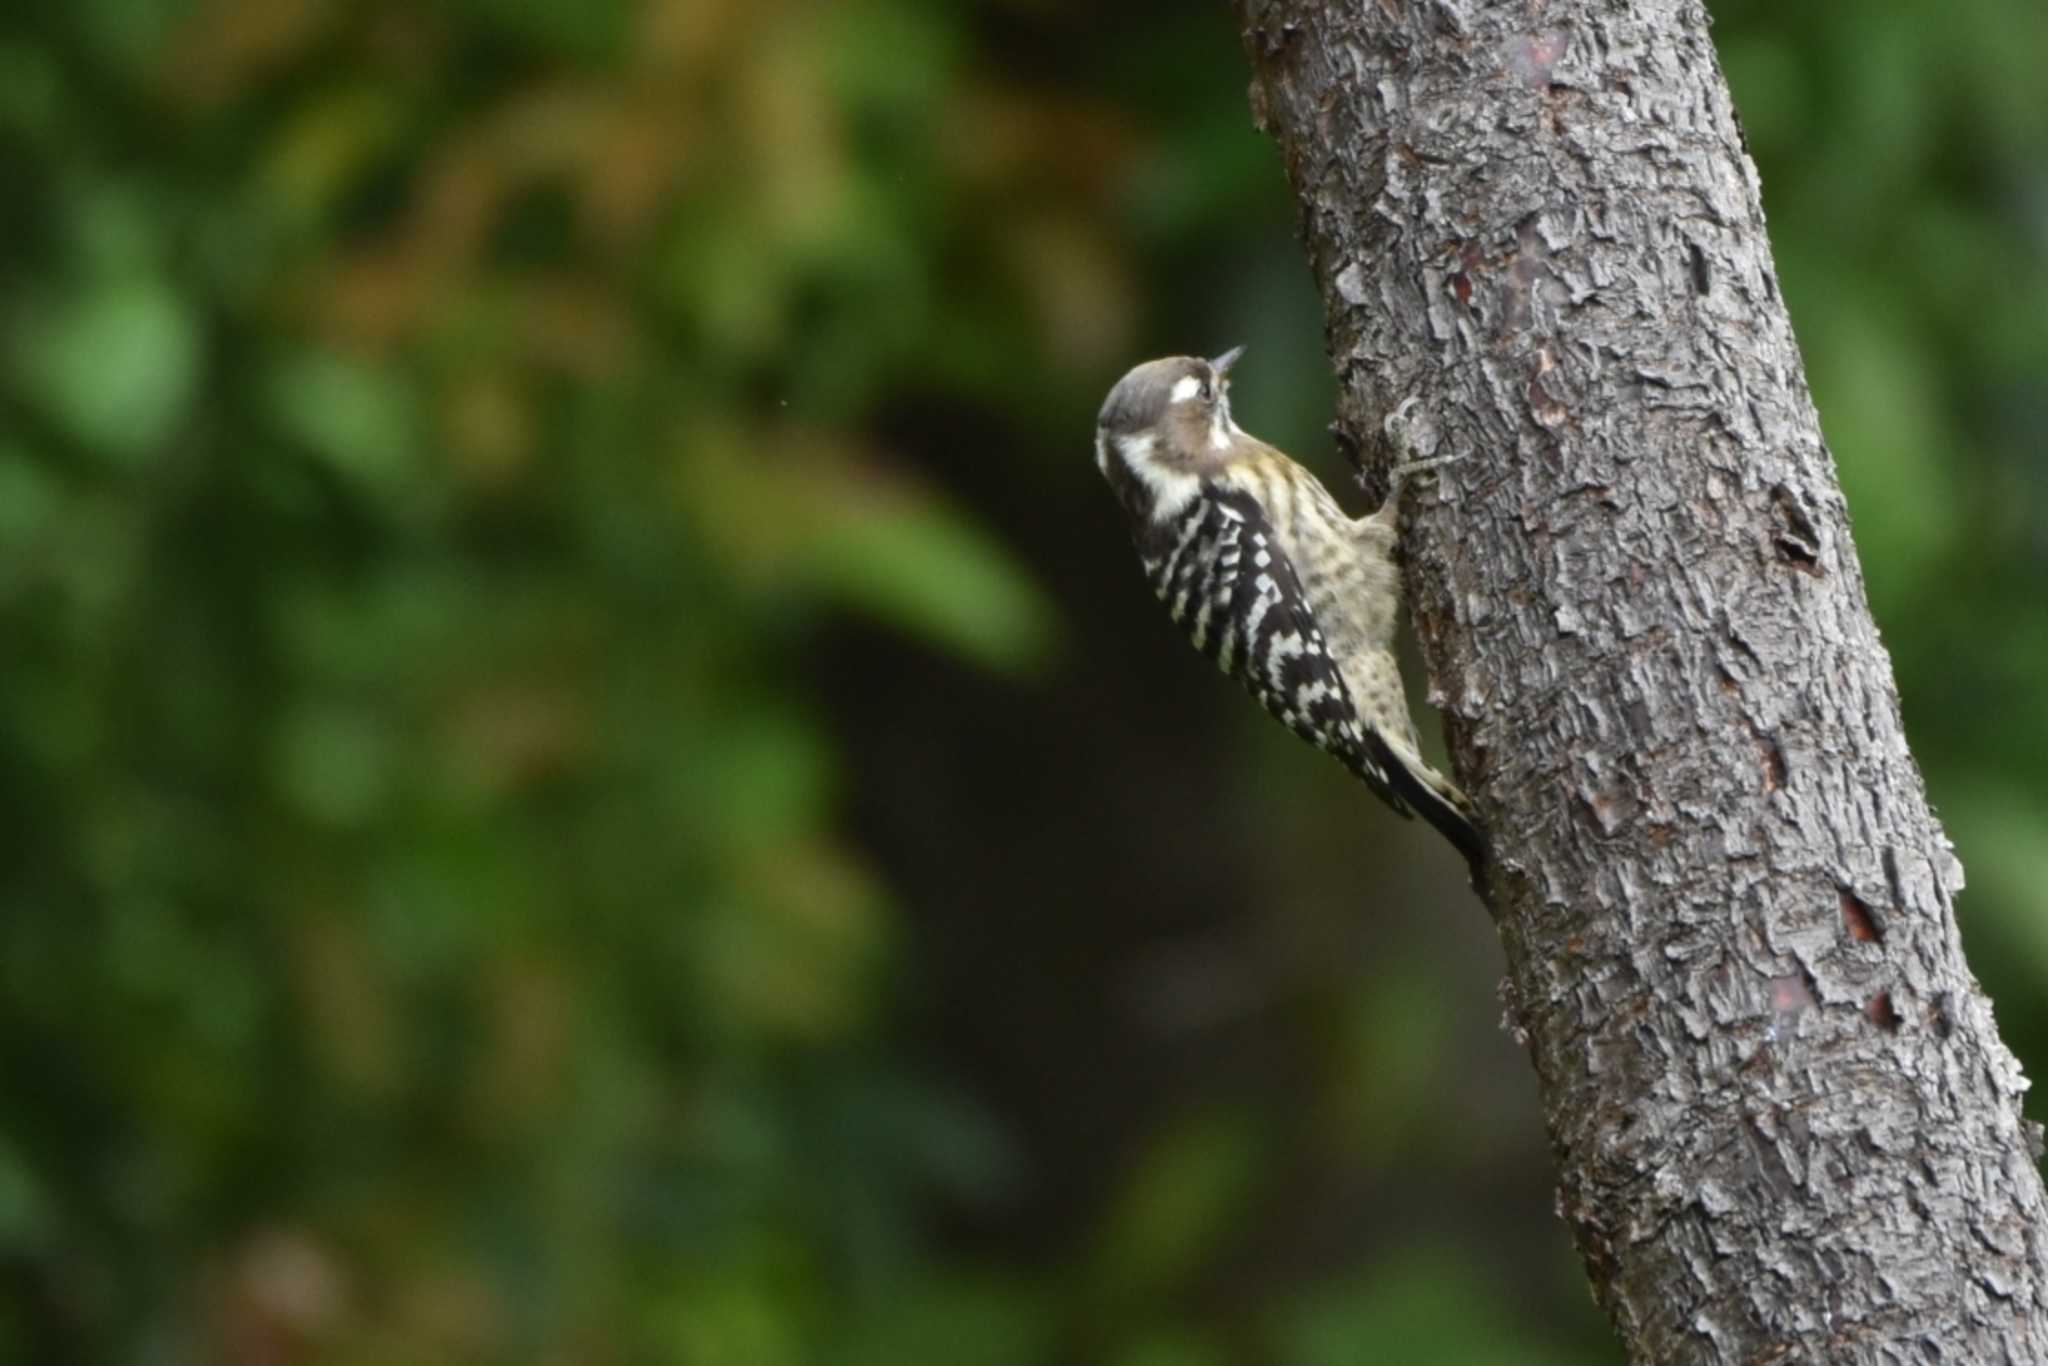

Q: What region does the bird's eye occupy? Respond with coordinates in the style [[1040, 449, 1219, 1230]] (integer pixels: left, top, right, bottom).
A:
[[1197, 378, 1213, 402]]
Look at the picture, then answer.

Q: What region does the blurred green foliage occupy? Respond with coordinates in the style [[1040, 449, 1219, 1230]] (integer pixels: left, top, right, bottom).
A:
[[0, 0, 2041, 1363]]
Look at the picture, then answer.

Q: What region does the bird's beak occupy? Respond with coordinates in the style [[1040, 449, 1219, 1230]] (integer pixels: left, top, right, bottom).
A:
[[1210, 344, 1245, 378]]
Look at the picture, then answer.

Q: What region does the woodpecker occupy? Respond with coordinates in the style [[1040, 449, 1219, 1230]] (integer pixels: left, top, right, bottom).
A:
[[1094, 347, 1486, 875]]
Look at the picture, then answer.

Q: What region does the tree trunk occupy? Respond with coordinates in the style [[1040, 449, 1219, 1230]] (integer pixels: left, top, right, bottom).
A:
[[1231, 2, 2048, 1360]]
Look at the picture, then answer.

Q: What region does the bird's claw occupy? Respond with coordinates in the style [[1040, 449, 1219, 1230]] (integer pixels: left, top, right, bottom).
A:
[[1381, 397, 1465, 501]]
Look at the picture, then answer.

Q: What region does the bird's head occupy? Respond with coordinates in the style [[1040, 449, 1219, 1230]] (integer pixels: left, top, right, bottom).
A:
[[1094, 347, 1246, 517], [1097, 346, 1244, 452]]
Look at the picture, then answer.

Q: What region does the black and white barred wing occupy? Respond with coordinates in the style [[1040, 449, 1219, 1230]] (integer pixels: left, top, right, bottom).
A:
[[1140, 485, 1412, 817]]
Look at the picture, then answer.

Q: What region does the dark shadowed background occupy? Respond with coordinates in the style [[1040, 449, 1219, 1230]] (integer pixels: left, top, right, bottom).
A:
[[1, 1, 2043, 1362]]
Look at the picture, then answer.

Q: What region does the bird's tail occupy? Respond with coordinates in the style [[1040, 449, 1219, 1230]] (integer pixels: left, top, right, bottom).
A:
[[1383, 750, 1489, 885]]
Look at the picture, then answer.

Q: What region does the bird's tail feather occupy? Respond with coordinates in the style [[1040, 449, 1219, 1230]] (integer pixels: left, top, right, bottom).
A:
[[1383, 755, 1488, 884]]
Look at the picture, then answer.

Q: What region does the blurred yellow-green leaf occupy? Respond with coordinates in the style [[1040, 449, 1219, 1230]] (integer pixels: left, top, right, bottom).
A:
[[264, 349, 423, 502], [790, 496, 1060, 677], [1087, 1108, 1265, 1311]]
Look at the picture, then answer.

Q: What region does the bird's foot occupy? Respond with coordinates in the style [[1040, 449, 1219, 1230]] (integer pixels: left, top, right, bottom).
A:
[[1381, 397, 1466, 502]]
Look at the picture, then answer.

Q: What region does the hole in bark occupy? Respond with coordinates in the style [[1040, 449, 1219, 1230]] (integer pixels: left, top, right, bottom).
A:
[[1775, 536, 1820, 572], [1866, 991, 1902, 1032], [1771, 484, 1824, 575], [1773, 487, 1818, 541], [1759, 735, 1786, 792], [1839, 888, 1883, 943], [1687, 241, 1710, 295]]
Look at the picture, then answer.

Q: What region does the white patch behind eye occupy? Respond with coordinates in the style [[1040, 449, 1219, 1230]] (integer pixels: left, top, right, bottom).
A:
[[1169, 375, 1202, 403]]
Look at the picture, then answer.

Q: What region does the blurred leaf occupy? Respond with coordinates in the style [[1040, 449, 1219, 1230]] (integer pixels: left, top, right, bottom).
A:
[[272, 702, 398, 828], [13, 271, 202, 465], [260, 83, 408, 227], [645, 1268, 808, 1366], [817, 0, 960, 118], [660, 205, 794, 360], [1086, 1108, 1264, 1310], [264, 349, 422, 502], [692, 709, 834, 852], [833, 1274, 1049, 1366], [790, 494, 1059, 677], [0, 444, 62, 550], [684, 424, 1060, 675]]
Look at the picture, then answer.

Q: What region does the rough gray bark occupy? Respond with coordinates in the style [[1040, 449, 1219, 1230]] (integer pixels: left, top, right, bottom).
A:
[[1232, 2, 2048, 1361]]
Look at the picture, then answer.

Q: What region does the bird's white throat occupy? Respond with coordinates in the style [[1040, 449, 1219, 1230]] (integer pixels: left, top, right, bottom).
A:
[[1110, 430, 1200, 521]]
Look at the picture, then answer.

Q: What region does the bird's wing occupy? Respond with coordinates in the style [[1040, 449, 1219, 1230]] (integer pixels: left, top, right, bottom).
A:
[[1160, 483, 1412, 816]]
